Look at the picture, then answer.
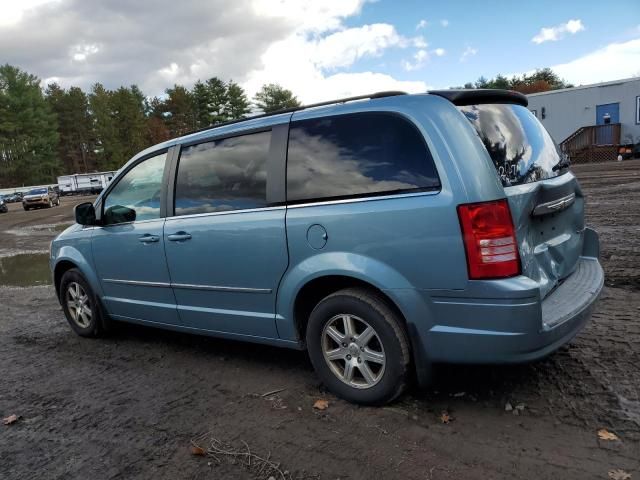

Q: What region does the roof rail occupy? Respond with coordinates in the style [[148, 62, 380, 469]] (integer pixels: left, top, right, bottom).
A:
[[185, 90, 408, 136], [428, 89, 528, 107]]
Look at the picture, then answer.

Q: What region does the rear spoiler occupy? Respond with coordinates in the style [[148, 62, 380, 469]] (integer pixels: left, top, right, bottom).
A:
[[428, 89, 528, 107]]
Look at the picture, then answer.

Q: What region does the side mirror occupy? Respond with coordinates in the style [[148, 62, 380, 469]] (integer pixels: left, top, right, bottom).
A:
[[104, 205, 136, 224], [75, 202, 97, 226]]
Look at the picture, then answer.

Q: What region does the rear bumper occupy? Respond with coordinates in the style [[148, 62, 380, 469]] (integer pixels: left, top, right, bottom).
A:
[[415, 228, 603, 365]]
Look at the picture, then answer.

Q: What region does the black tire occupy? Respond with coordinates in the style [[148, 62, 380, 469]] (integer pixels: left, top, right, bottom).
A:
[[306, 288, 411, 405], [59, 268, 108, 337], [23, 206, 29, 211]]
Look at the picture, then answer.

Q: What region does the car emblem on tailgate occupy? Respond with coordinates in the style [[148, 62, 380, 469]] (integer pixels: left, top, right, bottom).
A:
[[532, 193, 576, 217]]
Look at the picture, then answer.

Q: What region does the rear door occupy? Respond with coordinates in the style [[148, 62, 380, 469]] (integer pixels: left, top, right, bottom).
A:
[[459, 103, 584, 298], [163, 119, 289, 338]]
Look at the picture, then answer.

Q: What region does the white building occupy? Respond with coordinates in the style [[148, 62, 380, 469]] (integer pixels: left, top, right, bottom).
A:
[[527, 77, 640, 162]]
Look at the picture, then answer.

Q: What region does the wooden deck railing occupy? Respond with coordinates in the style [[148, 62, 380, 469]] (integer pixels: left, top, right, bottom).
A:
[[560, 123, 621, 153]]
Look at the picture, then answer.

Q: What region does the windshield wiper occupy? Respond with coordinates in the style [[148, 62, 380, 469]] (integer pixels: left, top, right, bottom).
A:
[[552, 155, 571, 172]]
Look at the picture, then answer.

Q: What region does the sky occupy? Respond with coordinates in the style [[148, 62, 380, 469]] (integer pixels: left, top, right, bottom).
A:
[[0, 0, 638, 103]]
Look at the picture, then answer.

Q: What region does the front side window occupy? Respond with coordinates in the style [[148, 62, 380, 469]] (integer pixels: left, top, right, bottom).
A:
[[287, 112, 440, 203], [174, 131, 270, 216], [103, 152, 167, 225]]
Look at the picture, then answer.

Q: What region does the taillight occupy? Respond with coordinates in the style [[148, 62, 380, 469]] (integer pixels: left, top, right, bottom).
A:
[[457, 199, 521, 280]]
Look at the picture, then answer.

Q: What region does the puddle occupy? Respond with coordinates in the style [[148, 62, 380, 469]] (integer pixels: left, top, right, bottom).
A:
[[5, 222, 73, 237], [0, 253, 51, 287]]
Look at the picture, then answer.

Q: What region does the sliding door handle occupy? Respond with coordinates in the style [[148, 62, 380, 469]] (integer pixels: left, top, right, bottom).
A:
[[167, 232, 192, 242], [138, 234, 159, 243]]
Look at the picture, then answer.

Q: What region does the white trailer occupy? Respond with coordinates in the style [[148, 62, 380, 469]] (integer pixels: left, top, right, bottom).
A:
[[57, 171, 117, 195]]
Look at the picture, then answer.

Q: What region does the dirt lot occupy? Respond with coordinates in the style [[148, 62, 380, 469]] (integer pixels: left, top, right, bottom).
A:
[[1, 163, 639, 480]]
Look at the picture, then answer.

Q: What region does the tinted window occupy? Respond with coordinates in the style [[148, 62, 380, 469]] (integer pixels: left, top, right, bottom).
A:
[[287, 112, 440, 202], [459, 104, 566, 187], [103, 152, 167, 224], [174, 131, 270, 215]]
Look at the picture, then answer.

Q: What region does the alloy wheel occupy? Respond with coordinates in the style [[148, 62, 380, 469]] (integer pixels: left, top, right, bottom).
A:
[[66, 282, 92, 328], [321, 314, 386, 389]]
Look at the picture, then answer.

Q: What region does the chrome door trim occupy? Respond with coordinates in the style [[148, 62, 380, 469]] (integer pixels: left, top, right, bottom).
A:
[[531, 192, 576, 217], [171, 283, 272, 294], [286, 190, 439, 209], [103, 278, 171, 288], [102, 278, 271, 294], [167, 205, 285, 221]]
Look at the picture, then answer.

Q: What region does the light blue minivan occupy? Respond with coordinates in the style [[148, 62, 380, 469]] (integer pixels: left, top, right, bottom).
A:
[[50, 90, 603, 404]]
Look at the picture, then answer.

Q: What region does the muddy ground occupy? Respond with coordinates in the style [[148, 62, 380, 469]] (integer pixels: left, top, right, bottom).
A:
[[1, 162, 639, 480]]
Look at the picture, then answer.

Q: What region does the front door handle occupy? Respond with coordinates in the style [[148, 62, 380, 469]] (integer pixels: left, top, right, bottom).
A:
[[138, 234, 159, 243], [167, 232, 192, 242]]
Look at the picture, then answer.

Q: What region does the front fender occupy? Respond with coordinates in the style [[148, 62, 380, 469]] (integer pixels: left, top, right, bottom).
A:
[[52, 244, 103, 301], [276, 251, 416, 341]]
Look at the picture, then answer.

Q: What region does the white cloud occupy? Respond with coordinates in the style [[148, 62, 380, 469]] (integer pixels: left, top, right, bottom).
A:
[[0, 0, 430, 103], [440, 19, 449, 27], [402, 49, 429, 71], [412, 35, 428, 48], [532, 19, 585, 44], [252, 0, 367, 33], [416, 19, 428, 30], [401, 46, 445, 71], [551, 37, 640, 84], [0, 0, 59, 27], [460, 46, 477, 62], [243, 2, 431, 102], [71, 43, 99, 62], [312, 23, 404, 70]]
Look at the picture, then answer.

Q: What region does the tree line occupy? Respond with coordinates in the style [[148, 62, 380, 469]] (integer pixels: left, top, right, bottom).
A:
[[0, 64, 570, 188], [458, 68, 573, 94], [0, 64, 300, 187]]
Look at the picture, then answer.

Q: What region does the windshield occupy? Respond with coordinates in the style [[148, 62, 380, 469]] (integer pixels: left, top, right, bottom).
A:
[[28, 188, 48, 195], [458, 103, 566, 187]]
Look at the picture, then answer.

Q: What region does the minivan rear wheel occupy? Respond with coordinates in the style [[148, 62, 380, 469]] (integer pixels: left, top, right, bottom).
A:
[[59, 268, 107, 337], [306, 288, 410, 405]]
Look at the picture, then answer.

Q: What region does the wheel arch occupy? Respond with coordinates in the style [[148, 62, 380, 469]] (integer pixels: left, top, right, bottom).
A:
[[275, 252, 435, 387], [292, 275, 410, 346], [52, 246, 104, 302], [54, 259, 78, 298]]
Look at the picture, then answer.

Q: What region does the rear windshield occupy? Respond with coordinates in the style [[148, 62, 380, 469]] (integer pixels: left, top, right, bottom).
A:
[[458, 104, 566, 187]]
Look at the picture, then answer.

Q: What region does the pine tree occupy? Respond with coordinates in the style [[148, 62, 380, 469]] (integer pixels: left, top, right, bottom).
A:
[[0, 64, 60, 187], [46, 83, 96, 174], [225, 81, 251, 120], [192, 80, 211, 128], [206, 77, 229, 124], [89, 83, 120, 171], [253, 84, 301, 113], [164, 84, 195, 136]]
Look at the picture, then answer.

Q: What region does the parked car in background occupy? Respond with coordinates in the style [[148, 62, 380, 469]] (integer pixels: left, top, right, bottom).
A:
[[22, 187, 60, 210], [50, 90, 603, 405], [0, 196, 8, 213], [3, 193, 22, 203]]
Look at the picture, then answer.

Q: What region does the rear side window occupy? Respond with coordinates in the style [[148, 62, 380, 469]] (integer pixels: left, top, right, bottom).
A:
[[174, 131, 270, 215], [458, 104, 565, 187], [287, 112, 440, 202]]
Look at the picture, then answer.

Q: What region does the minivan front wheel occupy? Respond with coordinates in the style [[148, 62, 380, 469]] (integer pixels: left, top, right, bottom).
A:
[[306, 288, 411, 405], [60, 269, 106, 337]]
